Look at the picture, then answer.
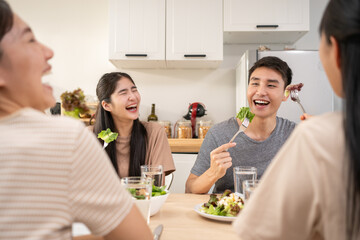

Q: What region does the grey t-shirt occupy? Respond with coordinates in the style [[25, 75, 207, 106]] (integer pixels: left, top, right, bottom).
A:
[[191, 117, 296, 193]]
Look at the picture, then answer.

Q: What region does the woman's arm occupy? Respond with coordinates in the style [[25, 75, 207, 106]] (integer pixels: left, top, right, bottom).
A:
[[73, 205, 153, 240]]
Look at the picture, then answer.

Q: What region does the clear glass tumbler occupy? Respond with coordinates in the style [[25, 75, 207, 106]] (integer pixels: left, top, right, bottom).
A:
[[141, 165, 163, 187], [243, 179, 260, 203], [121, 176, 152, 224], [233, 166, 257, 195]]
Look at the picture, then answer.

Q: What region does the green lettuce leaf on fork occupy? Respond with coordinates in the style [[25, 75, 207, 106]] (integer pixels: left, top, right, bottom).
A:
[[98, 128, 118, 144], [236, 107, 255, 122]]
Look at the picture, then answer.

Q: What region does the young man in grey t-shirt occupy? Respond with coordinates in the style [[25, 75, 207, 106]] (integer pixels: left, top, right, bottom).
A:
[[186, 56, 297, 194]]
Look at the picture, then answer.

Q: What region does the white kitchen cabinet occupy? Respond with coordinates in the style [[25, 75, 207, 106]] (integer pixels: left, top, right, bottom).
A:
[[109, 0, 222, 69], [224, 0, 309, 44], [109, 0, 166, 68], [171, 153, 197, 193], [166, 0, 223, 68]]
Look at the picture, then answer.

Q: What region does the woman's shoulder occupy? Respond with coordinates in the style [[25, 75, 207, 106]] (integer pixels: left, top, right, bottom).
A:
[[140, 121, 163, 134], [294, 112, 343, 144], [87, 125, 94, 132]]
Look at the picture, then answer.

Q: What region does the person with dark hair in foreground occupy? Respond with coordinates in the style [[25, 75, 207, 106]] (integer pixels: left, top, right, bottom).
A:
[[0, 1, 152, 239], [233, 0, 360, 239]]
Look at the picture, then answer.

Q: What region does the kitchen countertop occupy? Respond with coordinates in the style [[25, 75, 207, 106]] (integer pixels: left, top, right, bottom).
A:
[[168, 139, 203, 153]]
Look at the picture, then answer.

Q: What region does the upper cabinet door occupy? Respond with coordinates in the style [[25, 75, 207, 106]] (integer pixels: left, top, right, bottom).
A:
[[109, 0, 166, 68], [224, 0, 309, 44], [166, 0, 223, 68]]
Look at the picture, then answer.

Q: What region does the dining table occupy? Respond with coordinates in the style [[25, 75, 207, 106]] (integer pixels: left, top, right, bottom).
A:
[[149, 193, 239, 240]]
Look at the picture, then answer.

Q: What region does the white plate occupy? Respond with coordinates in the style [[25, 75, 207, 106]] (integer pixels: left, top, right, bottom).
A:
[[193, 203, 237, 222]]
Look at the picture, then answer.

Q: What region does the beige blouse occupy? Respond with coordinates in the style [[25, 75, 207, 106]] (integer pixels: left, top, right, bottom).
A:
[[0, 108, 133, 238], [233, 112, 346, 240], [90, 121, 175, 178]]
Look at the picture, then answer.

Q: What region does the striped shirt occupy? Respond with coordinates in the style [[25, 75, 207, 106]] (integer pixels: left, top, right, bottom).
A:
[[0, 108, 133, 240]]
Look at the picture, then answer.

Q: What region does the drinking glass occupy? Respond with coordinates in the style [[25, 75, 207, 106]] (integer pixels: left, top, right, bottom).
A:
[[233, 166, 257, 195], [141, 165, 163, 187], [243, 179, 260, 203], [121, 176, 152, 224]]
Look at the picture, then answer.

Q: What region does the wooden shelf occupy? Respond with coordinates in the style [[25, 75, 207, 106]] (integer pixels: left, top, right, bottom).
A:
[[168, 139, 204, 153]]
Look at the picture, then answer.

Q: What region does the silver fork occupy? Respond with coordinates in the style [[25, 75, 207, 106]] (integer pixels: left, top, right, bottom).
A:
[[153, 224, 163, 240], [229, 118, 249, 143], [290, 90, 306, 114]]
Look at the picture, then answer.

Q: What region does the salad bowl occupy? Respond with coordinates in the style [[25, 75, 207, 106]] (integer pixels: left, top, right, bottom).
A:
[[150, 191, 170, 216]]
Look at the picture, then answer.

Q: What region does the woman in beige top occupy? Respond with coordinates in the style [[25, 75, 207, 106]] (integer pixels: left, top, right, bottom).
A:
[[233, 0, 360, 239], [92, 72, 175, 178]]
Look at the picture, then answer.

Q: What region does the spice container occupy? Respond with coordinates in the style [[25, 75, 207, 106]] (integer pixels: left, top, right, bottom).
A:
[[175, 121, 192, 139], [158, 121, 172, 138], [198, 120, 212, 139]]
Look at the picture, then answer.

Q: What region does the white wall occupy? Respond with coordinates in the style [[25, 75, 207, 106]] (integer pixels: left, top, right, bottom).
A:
[[8, 0, 329, 126]]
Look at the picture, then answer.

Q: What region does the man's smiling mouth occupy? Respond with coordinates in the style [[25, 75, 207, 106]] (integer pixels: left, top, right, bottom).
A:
[[254, 100, 270, 106]]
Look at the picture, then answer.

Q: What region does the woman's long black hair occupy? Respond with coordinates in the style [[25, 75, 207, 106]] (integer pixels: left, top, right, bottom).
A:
[[0, 0, 13, 59], [320, 0, 360, 239], [93, 72, 147, 177]]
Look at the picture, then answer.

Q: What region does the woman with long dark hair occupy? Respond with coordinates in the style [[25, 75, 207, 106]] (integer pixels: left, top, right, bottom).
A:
[[92, 72, 175, 178], [233, 0, 360, 239]]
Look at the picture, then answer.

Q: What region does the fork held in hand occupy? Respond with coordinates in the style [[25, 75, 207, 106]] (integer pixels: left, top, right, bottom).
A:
[[229, 118, 249, 143], [290, 90, 306, 114]]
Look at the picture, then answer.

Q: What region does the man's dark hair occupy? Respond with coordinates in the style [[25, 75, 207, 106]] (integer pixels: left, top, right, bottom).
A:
[[248, 56, 293, 88], [0, 0, 13, 59]]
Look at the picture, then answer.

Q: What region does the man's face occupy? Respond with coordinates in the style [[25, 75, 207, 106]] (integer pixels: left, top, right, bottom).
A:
[[247, 67, 287, 119], [0, 14, 55, 112]]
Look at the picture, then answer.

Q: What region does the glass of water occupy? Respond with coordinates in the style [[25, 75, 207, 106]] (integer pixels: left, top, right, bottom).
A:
[[121, 176, 152, 224], [233, 166, 257, 195], [243, 179, 260, 203], [141, 165, 163, 187]]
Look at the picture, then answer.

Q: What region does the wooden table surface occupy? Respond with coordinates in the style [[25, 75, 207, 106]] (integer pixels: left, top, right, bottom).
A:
[[149, 193, 239, 240]]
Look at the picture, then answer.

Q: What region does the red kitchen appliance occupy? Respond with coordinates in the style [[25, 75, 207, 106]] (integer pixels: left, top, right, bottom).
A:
[[182, 102, 207, 138]]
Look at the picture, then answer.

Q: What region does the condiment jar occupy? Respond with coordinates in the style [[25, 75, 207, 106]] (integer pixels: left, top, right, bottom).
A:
[[175, 121, 192, 139], [198, 120, 212, 139], [158, 121, 172, 138]]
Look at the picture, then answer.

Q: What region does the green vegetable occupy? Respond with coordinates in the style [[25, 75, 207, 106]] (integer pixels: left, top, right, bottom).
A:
[[201, 190, 244, 217], [60, 88, 89, 117], [97, 128, 118, 144], [127, 188, 146, 200], [236, 107, 255, 122], [152, 185, 167, 197], [284, 89, 290, 98]]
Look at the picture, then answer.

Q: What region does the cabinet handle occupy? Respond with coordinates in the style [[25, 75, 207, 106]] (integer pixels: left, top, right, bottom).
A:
[[256, 25, 279, 28], [184, 54, 206, 58], [125, 54, 148, 57]]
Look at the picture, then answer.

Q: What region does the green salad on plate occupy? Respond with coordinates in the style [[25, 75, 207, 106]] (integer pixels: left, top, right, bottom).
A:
[[201, 190, 244, 217]]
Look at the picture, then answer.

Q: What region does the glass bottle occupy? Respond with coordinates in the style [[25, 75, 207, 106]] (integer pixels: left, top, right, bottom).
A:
[[147, 103, 158, 122]]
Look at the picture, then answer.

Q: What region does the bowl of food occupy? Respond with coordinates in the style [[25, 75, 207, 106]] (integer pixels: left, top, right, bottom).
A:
[[150, 186, 169, 216]]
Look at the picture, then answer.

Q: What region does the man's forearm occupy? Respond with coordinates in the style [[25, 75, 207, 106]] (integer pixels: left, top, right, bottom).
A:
[[186, 170, 219, 194]]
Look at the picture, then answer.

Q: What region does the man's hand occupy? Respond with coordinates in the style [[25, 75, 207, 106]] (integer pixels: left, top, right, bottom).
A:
[[208, 142, 237, 179]]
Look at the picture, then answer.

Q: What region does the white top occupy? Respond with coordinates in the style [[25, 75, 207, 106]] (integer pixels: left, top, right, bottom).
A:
[[0, 108, 133, 239], [233, 112, 346, 240]]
